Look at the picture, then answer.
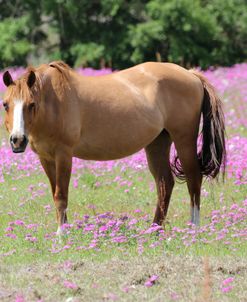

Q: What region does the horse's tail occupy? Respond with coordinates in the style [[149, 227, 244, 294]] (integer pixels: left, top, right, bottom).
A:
[[192, 70, 226, 179], [172, 70, 226, 180]]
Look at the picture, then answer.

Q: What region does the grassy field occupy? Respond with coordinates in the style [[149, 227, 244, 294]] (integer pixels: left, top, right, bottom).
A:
[[0, 64, 246, 302]]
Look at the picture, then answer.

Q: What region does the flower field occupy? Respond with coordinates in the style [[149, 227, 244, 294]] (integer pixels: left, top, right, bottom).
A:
[[0, 64, 246, 302]]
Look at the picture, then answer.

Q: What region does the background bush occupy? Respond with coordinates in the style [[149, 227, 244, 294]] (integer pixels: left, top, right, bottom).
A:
[[0, 0, 246, 69]]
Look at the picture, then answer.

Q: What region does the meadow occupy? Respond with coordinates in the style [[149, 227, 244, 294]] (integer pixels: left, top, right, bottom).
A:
[[0, 64, 246, 302]]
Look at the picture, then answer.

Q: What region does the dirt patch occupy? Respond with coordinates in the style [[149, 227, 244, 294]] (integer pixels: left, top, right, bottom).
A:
[[1, 254, 246, 302]]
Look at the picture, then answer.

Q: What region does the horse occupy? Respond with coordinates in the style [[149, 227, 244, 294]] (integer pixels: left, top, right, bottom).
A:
[[2, 61, 226, 234]]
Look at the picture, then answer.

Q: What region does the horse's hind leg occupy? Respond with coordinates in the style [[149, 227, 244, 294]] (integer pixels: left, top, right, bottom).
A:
[[145, 130, 174, 225], [173, 136, 202, 225]]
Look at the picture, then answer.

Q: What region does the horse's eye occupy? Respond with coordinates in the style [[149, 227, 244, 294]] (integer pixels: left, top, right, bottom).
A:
[[28, 103, 35, 111], [3, 103, 9, 112]]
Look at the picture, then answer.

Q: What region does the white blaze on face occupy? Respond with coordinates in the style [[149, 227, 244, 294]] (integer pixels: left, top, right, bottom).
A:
[[11, 100, 25, 137]]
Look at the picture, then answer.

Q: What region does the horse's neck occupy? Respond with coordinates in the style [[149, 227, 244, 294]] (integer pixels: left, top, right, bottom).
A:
[[75, 72, 89, 88]]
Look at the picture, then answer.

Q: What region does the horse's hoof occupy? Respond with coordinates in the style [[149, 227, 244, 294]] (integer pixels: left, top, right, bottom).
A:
[[56, 226, 63, 236]]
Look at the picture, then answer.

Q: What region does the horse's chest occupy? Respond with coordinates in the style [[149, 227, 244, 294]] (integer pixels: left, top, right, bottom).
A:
[[30, 140, 55, 161]]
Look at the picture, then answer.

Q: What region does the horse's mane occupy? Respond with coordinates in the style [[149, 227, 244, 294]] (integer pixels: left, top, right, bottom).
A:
[[24, 61, 72, 85], [30, 61, 72, 96], [48, 61, 72, 81], [5, 61, 73, 101], [49, 61, 71, 73], [48, 61, 73, 93]]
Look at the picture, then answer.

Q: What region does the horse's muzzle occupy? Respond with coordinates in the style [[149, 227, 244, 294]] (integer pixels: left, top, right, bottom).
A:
[[10, 134, 28, 153]]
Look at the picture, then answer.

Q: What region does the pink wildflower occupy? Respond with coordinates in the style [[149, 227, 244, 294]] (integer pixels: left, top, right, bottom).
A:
[[14, 220, 24, 226], [221, 286, 233, 293], [15, 295, 25, 302], [5, 233, 17, 239], [222, 277, 234, 286], [144, 275, 159, 287], [63, 280, 78, 289], [73, 178, 78, 188]]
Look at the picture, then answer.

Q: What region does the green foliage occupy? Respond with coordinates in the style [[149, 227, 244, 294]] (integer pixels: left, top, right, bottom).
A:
[[0, 17, 33, 67], [70, 43, 105, 68], [129, 0, 226, 68], [205, 0, 247, 66], [0, 0, 246, 69], [129, 21, 164, 63]]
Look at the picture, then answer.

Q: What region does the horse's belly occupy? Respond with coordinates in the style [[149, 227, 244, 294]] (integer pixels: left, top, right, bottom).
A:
[[73, 128, 161, 161], [73, 145, 141, 161], [73, 87, 164, 160]]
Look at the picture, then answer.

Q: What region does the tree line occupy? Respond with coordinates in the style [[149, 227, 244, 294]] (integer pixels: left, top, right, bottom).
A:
[[0, 0, 246, 69]]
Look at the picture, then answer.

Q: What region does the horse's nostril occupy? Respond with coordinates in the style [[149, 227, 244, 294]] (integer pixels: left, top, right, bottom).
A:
[[11, 136, 18, 144]]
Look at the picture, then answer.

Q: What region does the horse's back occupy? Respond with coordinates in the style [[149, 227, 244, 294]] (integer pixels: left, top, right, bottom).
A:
[[115, 61, 203, 104], [114, 62, 204, 133]]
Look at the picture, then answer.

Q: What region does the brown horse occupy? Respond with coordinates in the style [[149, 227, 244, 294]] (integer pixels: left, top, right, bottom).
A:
[[2, 61, 226, 234]]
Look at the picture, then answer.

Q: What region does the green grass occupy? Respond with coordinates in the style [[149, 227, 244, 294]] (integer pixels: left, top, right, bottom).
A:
[[0, 164, 246, 301]]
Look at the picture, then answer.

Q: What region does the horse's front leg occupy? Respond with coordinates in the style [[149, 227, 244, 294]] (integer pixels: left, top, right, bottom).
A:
[[40, 157, 56, 196], [54, 147, 72, 235]]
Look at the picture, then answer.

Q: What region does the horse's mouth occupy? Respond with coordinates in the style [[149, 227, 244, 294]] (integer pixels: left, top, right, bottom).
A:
[[12, 147, 26, 153], [11, 139, 28, 153]]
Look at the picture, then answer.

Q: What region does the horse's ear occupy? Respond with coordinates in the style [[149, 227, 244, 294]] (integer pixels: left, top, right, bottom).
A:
[[27, 70, 36, 88], [3, 71, 14, 87]]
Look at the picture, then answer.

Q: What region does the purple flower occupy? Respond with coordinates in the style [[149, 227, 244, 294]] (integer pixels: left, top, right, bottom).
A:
[[170, 292, 180, 300], [144, 275, 159, 287], [73, 178, 78, 188], [84, 224, 95, 232], [14, 220, 25, 226], [63, 280, 78, 289], [134, 209, 142, 213], [15, 295, 25, 302], [5, 227, 14, 232], [221, 286, 233, 293], [63, 260, 73, 270], [221, 277, 234, 293], [128, 218, 138, 226], [99, 225, 109, 232], [62, 245, 71, 250], [25, 234, 37, 242], [44, 204, 51, 210], [144, 224, 162, 234], [112, 236, 128, 243], [26, 224, 39, 230], [222, 277, 234, 286], [5, 233, 17, 239], [230, 204, 238, 210]]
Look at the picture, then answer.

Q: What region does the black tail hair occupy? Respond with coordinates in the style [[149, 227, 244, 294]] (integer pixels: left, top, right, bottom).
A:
[[172, 70, 226, 180]]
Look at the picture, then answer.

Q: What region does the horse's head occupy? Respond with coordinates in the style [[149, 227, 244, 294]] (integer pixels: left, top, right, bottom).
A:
[[2, 69, 37, 153]]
